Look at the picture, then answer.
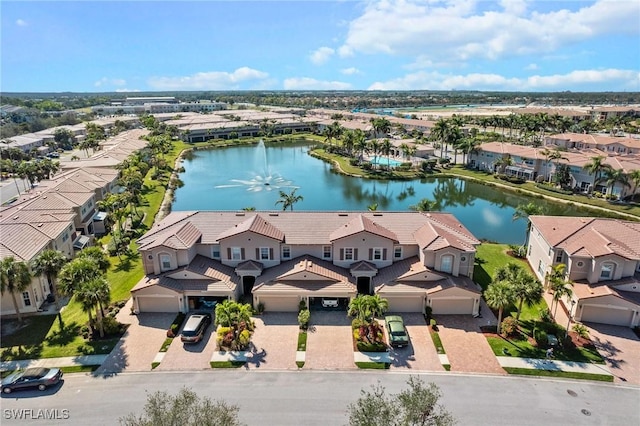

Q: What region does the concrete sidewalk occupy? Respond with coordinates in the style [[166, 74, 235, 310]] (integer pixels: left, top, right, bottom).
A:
[[497, 356, 613, 376], [0, 354, 108, 372]]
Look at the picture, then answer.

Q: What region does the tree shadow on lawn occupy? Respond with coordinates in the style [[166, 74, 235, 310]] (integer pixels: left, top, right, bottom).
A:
[[472, 263, 491, 290], [1, 315, 56, 348], [1, 344, 43, 361], [45, 323, 82, 347], [113, 251, 140, 272]]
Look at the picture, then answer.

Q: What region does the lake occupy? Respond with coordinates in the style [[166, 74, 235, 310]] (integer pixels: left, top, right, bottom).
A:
[[172, 141, 592, 244]]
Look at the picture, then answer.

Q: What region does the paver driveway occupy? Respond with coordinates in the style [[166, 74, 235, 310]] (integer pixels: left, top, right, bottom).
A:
[[304, 311, 354, 370], [96, 300, 174, 374], [244, 313, 299, 370], [436, 315, 505, 375], [586, 323, 640, 385], [156, 321, 217, 371], [386, 313, 443, 371]]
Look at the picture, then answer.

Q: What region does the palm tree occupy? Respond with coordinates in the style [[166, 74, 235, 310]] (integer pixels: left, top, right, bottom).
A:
[[550, 277, 573, 319], [58, 257, 103, 298], [431, 119, 450, 159], [76, 246, 111, 273], [409, 198, 438, 212], [628, 169, 640, 201], [275, 189, 303, 211], [31, 249, 68, 310], [510, 269, 543, 321], [484, 281, 513, 333], [77, 277, 111, 338], [582, 156, 611, 192], [512, 202, 544, 248], [348, 295, 373, 323], [603, 168, 630, 199], [380, 138, 393, 169], [366, 294, 389, 319], [548, 149, 568, 184], [353, 130, 368, 163], [0, 257, 33, 323]]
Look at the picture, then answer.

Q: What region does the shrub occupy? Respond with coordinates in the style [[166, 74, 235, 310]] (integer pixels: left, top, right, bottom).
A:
[[424, 306, 433, 321], [500, 316, 518, 336], [256, 303, 265, 314], [539, 308, 553, 323], [349, 158, 359, 166], [237, 329, 251, 349], [351, 318, 366, 330], [298, 309, 310, 330], [356, 341, 387, 352], [102, 317, 122, 335], [572, 323, 590, 339], [298, 300, 307, 312], [534, 328, 548, 347]]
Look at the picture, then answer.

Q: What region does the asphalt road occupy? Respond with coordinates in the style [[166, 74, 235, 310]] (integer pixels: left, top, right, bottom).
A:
[[1, 370, 638, 425]]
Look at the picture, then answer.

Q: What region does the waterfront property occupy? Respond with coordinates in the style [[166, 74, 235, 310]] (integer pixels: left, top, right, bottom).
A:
[[132, 211, 482, 315], [527, 216, 640, 327]]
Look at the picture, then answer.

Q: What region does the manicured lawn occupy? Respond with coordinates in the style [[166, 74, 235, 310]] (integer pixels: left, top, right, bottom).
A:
[[473, 243, 528, 290], [355, 362, 390, 369], [503, 367, 613, 382], [429, 328, 446, 355], [297, 332, 307, 351], [210, 361, 245, 368]]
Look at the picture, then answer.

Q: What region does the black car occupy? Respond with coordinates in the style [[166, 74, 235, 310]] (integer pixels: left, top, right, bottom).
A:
[[2, 367, 63, 394]]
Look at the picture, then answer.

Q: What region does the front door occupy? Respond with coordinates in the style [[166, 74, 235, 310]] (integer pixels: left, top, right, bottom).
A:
[[357, 277, 371, 295]]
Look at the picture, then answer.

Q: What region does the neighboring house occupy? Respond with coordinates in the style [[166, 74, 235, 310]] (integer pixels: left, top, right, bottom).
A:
[[132, 211, 482, 315], [527, 216, 640, 327]]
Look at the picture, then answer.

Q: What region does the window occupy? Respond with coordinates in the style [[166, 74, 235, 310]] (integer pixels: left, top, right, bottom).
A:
[[259, 247, 270, 260], [461, 255, 467, 262], [22, 291, 31, 307], [212, 245, 220, 259], [62, 233, 69, 243], [577, 261, 584, 267], [373, 248, 383, 261], [231, 247, 242, 260], [394, 246, 402, 259], [282, 246, 291, 259], [600, 263, 614, 280], [538, 260, 545, 275], [555, 251, 563, 263], [159, 254, 171, 271], [323, 246, 332, 259], [528, 245, 532, 256], [441, 255, 453, 273], [345, 248, 354, 261]]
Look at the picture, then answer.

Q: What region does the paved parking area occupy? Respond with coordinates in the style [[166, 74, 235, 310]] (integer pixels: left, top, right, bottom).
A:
[[156, 323, 217, 371], [244, 313, 299, 370], [97, 300, 174, 374], [586, 323, 640, 385], [436, 315, 505, 375], [385, 313, 444, 371], [304, 311, 355, 370]]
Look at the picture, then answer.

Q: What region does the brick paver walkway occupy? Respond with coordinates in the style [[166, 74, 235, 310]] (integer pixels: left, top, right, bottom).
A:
[[386, 313, 443, 371], [245, 313, 299, 370], [437, 315, 506, 375], [304, 311, 354, 370]]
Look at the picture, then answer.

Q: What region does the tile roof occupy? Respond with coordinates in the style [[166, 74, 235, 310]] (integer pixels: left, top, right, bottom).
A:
[[0, 223, 52, 261], [572, 279, 640, 307], [216, 214, 285, 241], [330, 214, 398, 242], [142, 221, 202, 250], [257, 255, 354, 284]]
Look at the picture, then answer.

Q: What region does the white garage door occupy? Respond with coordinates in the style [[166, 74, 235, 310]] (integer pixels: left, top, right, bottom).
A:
[[387, 296, 424, 313], [581, 305, 633, 327], [431, 298, 474, 315], [137, 296, 179, 313], [260, 296, 299, 312]]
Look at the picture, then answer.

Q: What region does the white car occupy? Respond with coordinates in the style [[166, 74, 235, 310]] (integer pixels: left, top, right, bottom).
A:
[[321, 298, 339, 308]]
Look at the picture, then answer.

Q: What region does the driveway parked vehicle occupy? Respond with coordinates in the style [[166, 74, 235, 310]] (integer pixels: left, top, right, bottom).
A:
[[385, 315, 409, 348], [180, 313, 211, 344], [1, 368, 63, 394], [321, 298, 339, 308]]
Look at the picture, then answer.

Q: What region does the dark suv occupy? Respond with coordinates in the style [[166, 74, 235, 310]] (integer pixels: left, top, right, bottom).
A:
[[180, 313, 212, 344]]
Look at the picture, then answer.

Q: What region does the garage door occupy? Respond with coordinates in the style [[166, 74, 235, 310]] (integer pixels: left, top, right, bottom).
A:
[[137, 296, 179, 313], [431, 298, 474, 315], [581, 305, 633, 326], [387, 296, 424, 313], [259, 296, 299, 312]]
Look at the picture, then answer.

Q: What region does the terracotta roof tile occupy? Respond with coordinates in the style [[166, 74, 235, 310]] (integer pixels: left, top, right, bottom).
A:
[[329, 214, 398, 242]]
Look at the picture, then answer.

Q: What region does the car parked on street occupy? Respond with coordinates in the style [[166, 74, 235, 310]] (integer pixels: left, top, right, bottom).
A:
[[1, 367, 63, 394], [180, 313, 211, 344], [385, 315, 409, 348]]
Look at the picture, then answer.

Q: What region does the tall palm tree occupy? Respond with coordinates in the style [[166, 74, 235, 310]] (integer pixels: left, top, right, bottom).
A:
[[511, 269, 543, 321], [550, 278, 574, 319], [365, 294, 389, 319], [31, 249, 68, 310], [512, 202, 544, 248], [484, 281, 513, 333], [431, 119, 450, 159], [275, 189, 303, 211], [582, 156, 611, 192], [0, 257, 33, 323], [603, 168, 630, 199], [628, 169, 640, 201], [548, 149, 568, 184], [380, 138, 393, 169], [76, 247, 111, 273], [353, 130, 367, 163], [58, 257, 103, 297], [77, 277, 111, 338]]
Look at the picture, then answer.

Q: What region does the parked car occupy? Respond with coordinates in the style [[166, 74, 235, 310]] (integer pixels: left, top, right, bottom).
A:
[[1, 367, 63, 394], [385, 315, 409, 348], [321, 298, 339, 308], [180, 313, 211, 344]]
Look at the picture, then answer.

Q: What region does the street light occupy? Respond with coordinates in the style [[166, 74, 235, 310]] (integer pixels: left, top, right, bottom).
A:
[[566, 299, 577, 343]]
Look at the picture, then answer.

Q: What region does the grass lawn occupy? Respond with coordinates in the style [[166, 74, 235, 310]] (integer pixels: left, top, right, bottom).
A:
[[473, 243, 528, 290], [297, 332, 307, 351], [210, 361, 245, 368], [429, 328, 446, 354], [503, 367, 613, 382], [355, 362, 390, 369]]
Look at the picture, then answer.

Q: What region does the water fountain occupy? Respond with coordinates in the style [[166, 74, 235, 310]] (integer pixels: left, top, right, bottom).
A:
[[215, 140, 298, 192]]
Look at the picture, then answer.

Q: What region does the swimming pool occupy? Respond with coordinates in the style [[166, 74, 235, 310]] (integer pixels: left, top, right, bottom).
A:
[[370, 156, 403, 167]]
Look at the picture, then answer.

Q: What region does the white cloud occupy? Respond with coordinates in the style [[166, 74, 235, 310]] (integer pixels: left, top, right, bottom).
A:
[[16, 19, 27, 27], [283, 77, 352, 90], [147, 67, 269, 90], [94, 77, 126, 87], [115, 88, 141, 93], [341, 67, 361, 75], [337, 0, 640, 65], [368, 68, 639, 91], [310, 47, 335, 65], [525, 63, 539, 71]]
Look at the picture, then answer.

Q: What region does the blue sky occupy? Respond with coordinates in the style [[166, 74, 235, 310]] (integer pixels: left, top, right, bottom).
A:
[[2, 0, 639, 93]]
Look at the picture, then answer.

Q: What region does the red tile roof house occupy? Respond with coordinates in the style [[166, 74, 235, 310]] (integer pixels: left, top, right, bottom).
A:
[[527, 216, 640, 327], [132, 211, 482, 315]]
